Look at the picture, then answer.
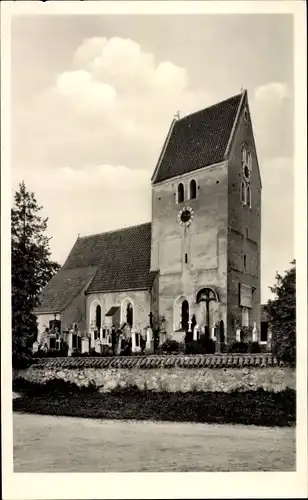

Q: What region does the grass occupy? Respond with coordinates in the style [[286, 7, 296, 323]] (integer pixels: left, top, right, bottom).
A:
[[13, 413, 295, 472], [13, 377, 296, 427]]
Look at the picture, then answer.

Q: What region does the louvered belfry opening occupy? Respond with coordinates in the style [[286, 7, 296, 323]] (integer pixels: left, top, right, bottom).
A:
[[190, 179, 197, 199]]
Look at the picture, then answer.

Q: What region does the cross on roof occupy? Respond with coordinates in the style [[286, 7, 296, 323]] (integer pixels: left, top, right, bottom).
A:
[[174, 110, 180, 120]]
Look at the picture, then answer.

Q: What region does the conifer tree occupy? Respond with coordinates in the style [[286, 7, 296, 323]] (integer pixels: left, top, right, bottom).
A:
[[267, 260, 296, 365], [11, 181, 60, 367]]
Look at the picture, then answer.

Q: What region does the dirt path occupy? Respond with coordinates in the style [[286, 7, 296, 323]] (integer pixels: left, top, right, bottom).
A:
[[13, 413, 295, 472]]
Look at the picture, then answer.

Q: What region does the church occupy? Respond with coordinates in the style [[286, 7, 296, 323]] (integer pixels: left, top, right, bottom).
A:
[[34, 89, 262, 354]]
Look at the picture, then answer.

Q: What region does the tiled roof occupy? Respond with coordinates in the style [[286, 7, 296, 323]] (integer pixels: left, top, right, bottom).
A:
[[34, 267, 97, 314], [153, 92, 243, 184], [30, 354, 284, 370], [36, 223, 153, 313], [84, 222, 152, 293]]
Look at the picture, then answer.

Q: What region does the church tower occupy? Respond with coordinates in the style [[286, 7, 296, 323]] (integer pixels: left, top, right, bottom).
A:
[[150, 90, 261, 346]]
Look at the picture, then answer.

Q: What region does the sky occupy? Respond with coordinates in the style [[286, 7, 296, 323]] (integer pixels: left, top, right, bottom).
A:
[[11, 13, 294, 303]]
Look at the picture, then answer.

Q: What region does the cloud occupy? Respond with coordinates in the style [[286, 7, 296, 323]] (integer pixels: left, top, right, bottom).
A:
[[12, 37, 209, 174], [254, 82, 289, 102], [250, 81, 293, 161], [260, 155, 294, 300], [56, 70, 117, 114]]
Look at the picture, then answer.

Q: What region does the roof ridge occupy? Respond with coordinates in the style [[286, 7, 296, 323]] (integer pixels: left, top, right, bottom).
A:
[[78, 221, 151, 240], [177, 91, 243, 123]]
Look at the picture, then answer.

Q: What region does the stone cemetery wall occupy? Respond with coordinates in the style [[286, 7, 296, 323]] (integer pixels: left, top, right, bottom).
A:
[[14, 354, 295, 393]]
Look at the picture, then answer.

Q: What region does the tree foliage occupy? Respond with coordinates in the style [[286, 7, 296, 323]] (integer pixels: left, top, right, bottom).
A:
[[11, 181, 61, 367], [267, 260, 296, 365]]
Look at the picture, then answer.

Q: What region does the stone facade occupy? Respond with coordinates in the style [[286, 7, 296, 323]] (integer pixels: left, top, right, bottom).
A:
[[16, 355, 295, 393], [150, 162, 229, 338], [227, 97, 261, 340]]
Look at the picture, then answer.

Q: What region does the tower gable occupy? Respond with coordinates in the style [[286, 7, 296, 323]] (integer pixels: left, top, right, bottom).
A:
[[152, 92, 242, 185]]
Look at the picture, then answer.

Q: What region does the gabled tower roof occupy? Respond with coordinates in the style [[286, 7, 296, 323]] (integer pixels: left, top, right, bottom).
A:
[[152, 92, 244, 184]]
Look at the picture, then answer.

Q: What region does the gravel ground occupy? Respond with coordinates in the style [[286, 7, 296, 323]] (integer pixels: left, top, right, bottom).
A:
[[13, 413, 295, 472]]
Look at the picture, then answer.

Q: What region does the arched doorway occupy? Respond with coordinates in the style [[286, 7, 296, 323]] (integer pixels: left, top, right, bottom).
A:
[[126, 302, 133, 328], [181, 300, 189, 330]]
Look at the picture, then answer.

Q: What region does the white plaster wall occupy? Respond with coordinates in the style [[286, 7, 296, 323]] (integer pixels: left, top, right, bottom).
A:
[[86, 290, 151, 332], [36, 314, 59, 335]]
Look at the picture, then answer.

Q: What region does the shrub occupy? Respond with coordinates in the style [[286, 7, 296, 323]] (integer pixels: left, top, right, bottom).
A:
[[248, 341, 261, 354], [227, 341, 248, 353], [13, 376, 99, 396], [267, 261, 296, 366], [240, 325, 253, 342], [33, 345, 69, 358], [157, 339, 183, 354], [101, 345, 114, 356], [185, 336, 216, 354], [13, 383, 296, 427], [71, 351, 89, 357], [199, 335, 216, 354], [185, 340, 205, 354], [89, 348, 103, 357]]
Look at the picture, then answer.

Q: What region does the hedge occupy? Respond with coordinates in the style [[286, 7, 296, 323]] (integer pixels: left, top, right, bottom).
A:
[[13, 378, 295, 427]]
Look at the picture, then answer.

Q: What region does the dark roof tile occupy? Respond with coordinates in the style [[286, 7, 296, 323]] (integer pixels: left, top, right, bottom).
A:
[[153, 93, 243, 184], [37, 223, 153, 313], [72, 222, 152, 293], [35, 266, 97, 314]]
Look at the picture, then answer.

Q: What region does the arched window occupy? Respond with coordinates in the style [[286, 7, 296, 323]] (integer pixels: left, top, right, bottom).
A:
[[243, 254, 247, 271], [246, 185, 251, 207], [189, 179, 197, 200], [173, 295, 190, 331], [95, 305, 101, 329], [241, 145, 247, 165], [177, 183, 184, 203], [126, 302, 133, 328], [241, 182, 246, 204], [247, 151, 252, 170], [181, 300, 189, 330]]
